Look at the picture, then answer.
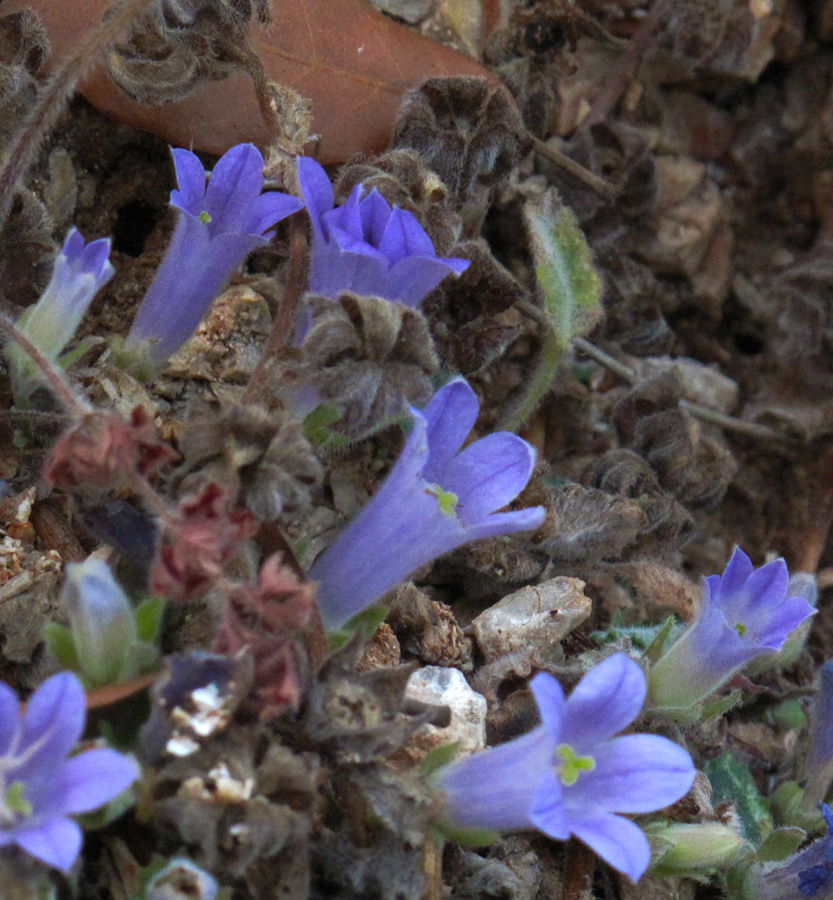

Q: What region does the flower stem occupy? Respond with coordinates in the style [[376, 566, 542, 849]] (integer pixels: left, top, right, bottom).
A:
[[0, 0, 156, 227], [499, 327, 564, 433]]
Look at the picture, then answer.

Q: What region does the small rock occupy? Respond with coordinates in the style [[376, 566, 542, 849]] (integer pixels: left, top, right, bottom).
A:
[[472, 577, 592, 668], [370, 0, 435, 24], [357, 623, 402, 670], [395, 666, 486, 765]]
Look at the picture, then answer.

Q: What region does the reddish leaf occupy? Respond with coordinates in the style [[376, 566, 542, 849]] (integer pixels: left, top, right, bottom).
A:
[[10, 0, 496, 163]]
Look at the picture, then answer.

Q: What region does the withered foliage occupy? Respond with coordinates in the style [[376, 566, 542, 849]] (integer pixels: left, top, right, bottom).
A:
[[423, 238, 527, 374], [174, 400, 323, 521], [107, 0, 271, 104], [299, 292, 439, 439], [394, 77, 528, 203]]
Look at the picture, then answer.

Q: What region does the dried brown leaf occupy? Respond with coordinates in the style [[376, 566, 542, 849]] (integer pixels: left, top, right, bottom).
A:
[[15, 0, 497, 164]]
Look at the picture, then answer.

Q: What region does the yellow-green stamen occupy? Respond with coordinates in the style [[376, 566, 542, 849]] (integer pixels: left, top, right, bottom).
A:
[[427, 484, 459, 517], [555, 743, 595, 786], [734, 623, 747, 636], [6, 782, 31, 816], [199, 211, 212, 224]]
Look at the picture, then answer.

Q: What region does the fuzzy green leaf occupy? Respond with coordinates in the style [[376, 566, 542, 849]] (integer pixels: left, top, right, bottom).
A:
[[703, 752, 773, 846], [44, 622, 81, 671], [501, 190, 603, 431], [420, 742, 461, 777], [134, 596, 165, 644]]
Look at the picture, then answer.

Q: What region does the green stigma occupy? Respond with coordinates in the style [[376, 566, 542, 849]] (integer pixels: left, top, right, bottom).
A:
[[6, 781, 31, 816], [198, 210, 212, 224], [734, 622, 747, 636], [427, 484, 459, 517], [555, 743, 595, 786]]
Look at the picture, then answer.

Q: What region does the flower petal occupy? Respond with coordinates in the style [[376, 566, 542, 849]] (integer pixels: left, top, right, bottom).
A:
[[529, 770, 570, 839], [383, 255, 469, 307], [327, 184, 364, 242], [569, 811, 652, 882], [21, 673, 85, 766], [421, 379, 480, 481], [462, 506, 546, 541], [204, 143, 265, 234], [14, 817, 82, 873], [529, 672, 565, 741], [562, 654, 646, 748], [377, 207, 435, 262], [710, 546, 753, 605], [359, 189, 393, 245], [244, 191, 303, 237], [567, 734, 695, 814], [444, 433, 537, 523], [170, 148, 207, 214], [296, 156, 334, 237], [439, 727, 554, 832], [0, 682, 20, 756], [37, 749, 139, 816]]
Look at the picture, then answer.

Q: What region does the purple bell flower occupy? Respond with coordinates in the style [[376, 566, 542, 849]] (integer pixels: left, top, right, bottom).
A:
[[296, 156, 469, 306], [12, 228, 114, 405], [803, 661, 833, 811], [309, 377, 545, 630], [648, 548, 815, 710], [0, 672, 138, 872], [437, 653, 696, 882], [125, 143, 302, 369]]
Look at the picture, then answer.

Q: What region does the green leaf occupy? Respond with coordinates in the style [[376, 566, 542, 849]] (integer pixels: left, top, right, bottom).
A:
[[419, 743, 461, 777], [303, 404, 352, 450], [700, 688, 742, 720], [641, 616, 680, 664], [756, 827, 807, 862], [134, 596, 165, 644], [432, 823, 500, 847], [703, 752, 773, 846], [327, 605, 389, 651], [44, 622, 80, 670], [501, 190, 603, 432]]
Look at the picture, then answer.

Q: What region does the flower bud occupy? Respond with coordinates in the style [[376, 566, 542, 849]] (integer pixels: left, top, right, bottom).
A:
[[61, 558, 138, 687], [649, 822, 747, 875]]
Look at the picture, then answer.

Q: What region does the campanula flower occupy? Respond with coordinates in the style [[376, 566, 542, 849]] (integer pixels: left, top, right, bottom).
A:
[[11, 228, 114, 406], [437, 654, 695, 882], [125, 143, 302, 369], [803, 661, 833, 811], [296, 156, 469, 307], [309, 377, 545, 630], [0, 672, 138, 872], [648, 548, 815, 710], [745, 804, 833, 900]]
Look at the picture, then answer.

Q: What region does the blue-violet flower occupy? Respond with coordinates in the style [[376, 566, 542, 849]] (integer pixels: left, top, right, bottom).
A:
[[437, 653, 696, 882], [11, 228, 114, 405], [803, 660, 833, 811], [125, 143, 302, 369], [0, 672, 138, 872], [648, 547, 815, 710], [744, 804, 833, 900], [309, 377, 545, 630], [296, 156, 469, 306]]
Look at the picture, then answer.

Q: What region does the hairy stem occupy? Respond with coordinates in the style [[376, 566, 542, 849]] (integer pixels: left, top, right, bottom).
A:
[[499, 327, 564, 433], [0, 314, 89, 416], [0, 0, 156, 227], [243, 213, 308, 404]]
